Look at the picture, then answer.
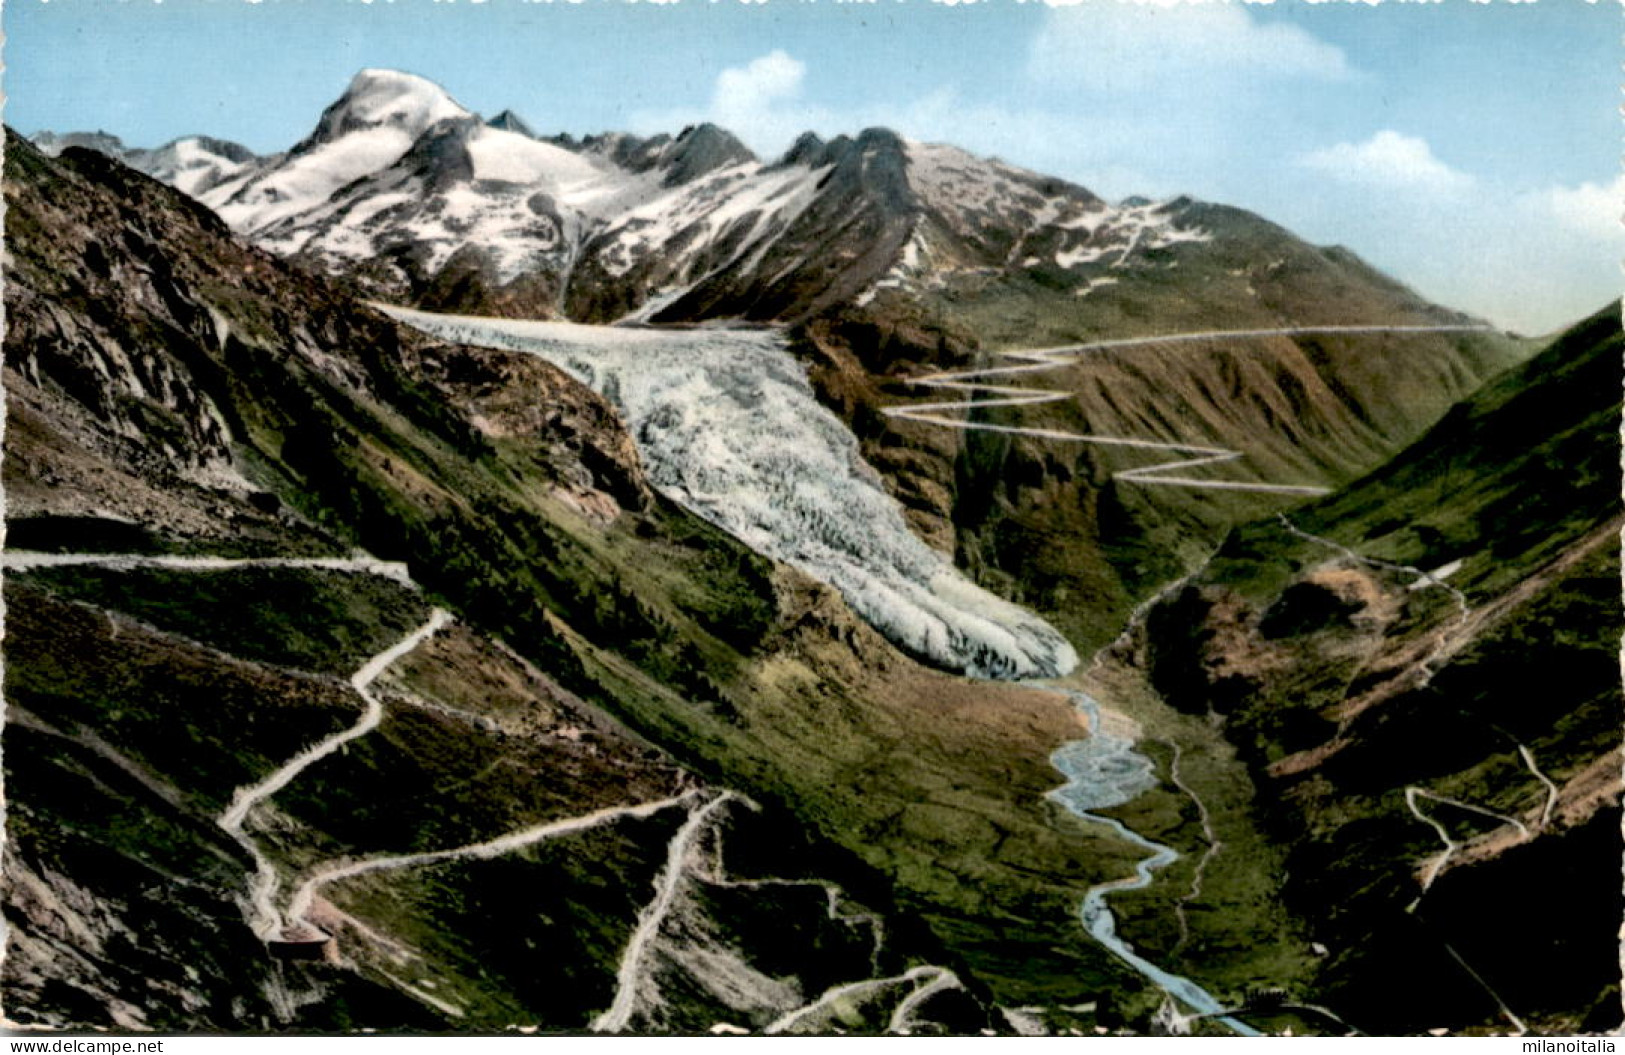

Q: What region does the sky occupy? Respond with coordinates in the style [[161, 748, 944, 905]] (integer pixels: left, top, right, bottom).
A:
[[6, 0, 1620, 333]]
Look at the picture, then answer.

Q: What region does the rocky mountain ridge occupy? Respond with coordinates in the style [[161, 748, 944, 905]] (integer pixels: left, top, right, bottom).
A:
[[35, 69, 1235, 326], [12, 64, 1603, 1038]]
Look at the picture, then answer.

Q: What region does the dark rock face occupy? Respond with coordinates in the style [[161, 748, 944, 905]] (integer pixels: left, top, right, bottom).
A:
[[660, 123, 756, 186], [398, 116, 479, 190], [485, 109, 536, 138]]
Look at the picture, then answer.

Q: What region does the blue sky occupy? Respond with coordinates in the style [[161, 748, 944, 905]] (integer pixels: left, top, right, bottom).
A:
[[7, 0, 1619, 333]]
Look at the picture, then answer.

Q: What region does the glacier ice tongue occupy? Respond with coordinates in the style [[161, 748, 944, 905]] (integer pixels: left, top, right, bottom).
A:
[[385, 308, 1078, 681]]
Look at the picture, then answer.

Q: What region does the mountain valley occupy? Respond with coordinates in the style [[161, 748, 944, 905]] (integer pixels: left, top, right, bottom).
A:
[[7, 67, 1618, 1036]]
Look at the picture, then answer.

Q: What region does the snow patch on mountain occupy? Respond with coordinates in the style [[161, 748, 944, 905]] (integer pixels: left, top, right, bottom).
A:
[[896, 138, 1212, 287], [321, 68, 471, 136], [61, 70, 1216, 325], [467, 128, 604, 187], [141, 138, 256, 197], [385, 307, 1079, 680], [590, 159, 827, 282], [205, 126, 420, 233]]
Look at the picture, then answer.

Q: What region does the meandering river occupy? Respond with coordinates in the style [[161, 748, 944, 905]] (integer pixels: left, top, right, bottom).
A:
[[1048, 692, 1261, 1036]]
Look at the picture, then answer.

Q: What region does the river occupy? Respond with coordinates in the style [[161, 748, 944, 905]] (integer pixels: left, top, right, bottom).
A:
[[1048, 692, 1262, 1036]]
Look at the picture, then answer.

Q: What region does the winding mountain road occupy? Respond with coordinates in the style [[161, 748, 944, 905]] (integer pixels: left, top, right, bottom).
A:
[[219, 607, 454, 936], [764, 965, 957, 1036], [2, 550, 417, 587], [286, 791, 699, 929], [1277, 514, 1472, 686], [1164, 740, 1221, 955], [1406, 787, 1530, 894], [592, 790, 738, 1034], [698, 820, 887, 975], [1517, 746, 1561, 830], [1277, 518, 1557, 880], [886, 325, 1491, 495], [1048, 692, 1261, 1037]]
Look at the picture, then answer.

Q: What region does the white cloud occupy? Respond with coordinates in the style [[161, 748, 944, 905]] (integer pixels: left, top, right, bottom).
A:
[[1297, 131, 1474, 196], [701, 50, 813, 152], [1027, 2, 1354, 94], [1536, 173, 1625, 240], [1265, 160, 1621, 334], [714, 50, 805, 113]]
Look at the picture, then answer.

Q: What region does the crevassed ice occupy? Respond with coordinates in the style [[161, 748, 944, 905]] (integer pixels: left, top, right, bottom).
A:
[[386, 307, 1078, 680]]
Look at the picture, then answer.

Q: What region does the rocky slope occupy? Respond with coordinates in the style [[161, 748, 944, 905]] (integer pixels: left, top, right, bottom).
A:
[[4, 131, 1282, 1032], [1124, 305, 1623, 1034]]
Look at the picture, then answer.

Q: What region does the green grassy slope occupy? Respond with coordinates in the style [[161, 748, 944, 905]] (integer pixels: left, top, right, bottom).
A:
[[1135, 304, 1622, 1034]]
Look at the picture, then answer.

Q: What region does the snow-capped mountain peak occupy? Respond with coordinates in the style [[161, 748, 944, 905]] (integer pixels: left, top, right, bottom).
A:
[[31, 130, 260, 199], [201, 69, 476, 235], [50, 69, 1219, 325], [301, 68, 473, 148], [141, 136, 259, 197]]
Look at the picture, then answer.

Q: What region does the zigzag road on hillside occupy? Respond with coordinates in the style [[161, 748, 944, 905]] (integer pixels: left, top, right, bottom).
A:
[[886, 325, 1492, 496], [1277, 518, 1556, 861], [592, 790, 739, 1034], [886, 966, 965, 1035], [13, 546, 944, 1030], [1164, 740, 1222, 956], [220, 607, 455, 937], [284, 791, 701, 931], [1277, 514, 1472, 685]]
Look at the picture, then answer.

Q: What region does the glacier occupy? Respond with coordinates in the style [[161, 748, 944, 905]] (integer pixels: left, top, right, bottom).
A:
[[385, 307, 1078, 680]]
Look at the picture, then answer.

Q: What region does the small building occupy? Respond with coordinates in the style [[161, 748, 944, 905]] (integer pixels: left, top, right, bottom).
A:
[[267, 923, 336, 963]]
